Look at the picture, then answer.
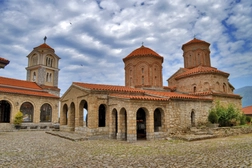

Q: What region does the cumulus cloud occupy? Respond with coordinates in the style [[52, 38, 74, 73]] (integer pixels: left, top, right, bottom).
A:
[[0, 0, 251, 95]]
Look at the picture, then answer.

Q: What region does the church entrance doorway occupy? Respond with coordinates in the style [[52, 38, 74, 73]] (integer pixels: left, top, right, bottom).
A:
[[0, 100, 11, 123], [136, 108, 146, 140]]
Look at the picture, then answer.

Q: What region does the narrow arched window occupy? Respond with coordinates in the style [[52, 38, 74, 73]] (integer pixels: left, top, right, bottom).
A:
[[33, 72, 36, 81], [40, 103, 52, 122]]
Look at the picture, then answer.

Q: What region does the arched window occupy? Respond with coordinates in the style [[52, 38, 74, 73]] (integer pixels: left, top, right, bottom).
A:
[[40, 103, 52, 122], [20, 102, 34, 122], [193, 86, 196, 93], [46, 56, 54, 67], [98, 104, 106, 127], [142, 76, 144, 85], [46, 73, 49, 82], [223, 83, 227, 93], [32, 55, 38, 65], [49, 73, 52, 82], [33, 72, 36, 81]]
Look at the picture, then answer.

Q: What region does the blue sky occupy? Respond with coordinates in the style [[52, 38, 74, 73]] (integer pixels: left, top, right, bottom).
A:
[[0, 0, 251, 96]]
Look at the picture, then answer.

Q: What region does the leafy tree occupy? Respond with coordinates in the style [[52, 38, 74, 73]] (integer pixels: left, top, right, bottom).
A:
[[246, 116, 251, 123], [208, 111, 218, 124], [208, 101, 242, 127]]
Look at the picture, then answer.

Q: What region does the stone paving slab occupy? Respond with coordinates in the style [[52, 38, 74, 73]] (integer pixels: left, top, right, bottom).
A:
[[1, 131, 252, 167], [46, 131, 88, 141], [172, 134, 218, 141]]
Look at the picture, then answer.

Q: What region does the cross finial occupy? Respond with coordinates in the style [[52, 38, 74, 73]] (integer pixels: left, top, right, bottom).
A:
[[142, 42, 144, 46], [193, 34, 196, 39], [44, 36, 47, 43]]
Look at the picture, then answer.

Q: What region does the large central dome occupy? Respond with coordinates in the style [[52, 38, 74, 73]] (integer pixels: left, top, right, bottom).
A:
[[123, 45, 163, 62]]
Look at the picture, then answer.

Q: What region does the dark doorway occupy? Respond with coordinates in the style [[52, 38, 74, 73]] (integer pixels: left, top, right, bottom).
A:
[[0, 100, 11, 123], [136, 108, 146, 140], [191, 110, 195, 127], [154, 108, 162, 132], [99, 104, 106, 127]]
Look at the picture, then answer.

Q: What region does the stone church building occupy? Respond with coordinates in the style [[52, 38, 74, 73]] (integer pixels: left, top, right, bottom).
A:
[[60, 38, 241, 142], [0, 42, 60, 130]]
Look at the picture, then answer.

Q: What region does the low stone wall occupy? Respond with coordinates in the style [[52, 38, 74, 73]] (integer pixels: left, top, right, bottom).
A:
[[210, 126, 252, 137], [19, 123, 59, 131]]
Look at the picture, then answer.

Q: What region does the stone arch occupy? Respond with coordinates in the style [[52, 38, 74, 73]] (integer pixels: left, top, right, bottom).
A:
[[136, 107, 149, 140], [203, 82, 210, 92], [223, 83, 227, 93], [98, 104, 106, 127], [31, 53, 38, 66], [118, 108, 127, 140], [61, 103, 68, 125], [79, 100, 88, 127], [40, 103, 52, 122], [20, 102, 34, 122], [0, 100, 11, 123], [191, 110, 195, 127], [215, 82, 220, 91], [69, 102, 75, 129], [111, 108, 118, 139], [154, 108, 164, 132]]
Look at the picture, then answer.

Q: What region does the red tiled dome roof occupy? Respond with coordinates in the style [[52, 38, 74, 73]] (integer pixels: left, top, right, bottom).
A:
[[182, 38, 210, 50], [123, 45, 163, 62]]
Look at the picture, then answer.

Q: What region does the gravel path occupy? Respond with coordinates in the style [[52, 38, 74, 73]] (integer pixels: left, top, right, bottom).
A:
[[0, 131, 252, 168]]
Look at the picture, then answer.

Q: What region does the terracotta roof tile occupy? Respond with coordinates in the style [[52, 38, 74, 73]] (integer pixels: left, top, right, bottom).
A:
[[182, 38, 210, 49], [34, 43, 54, 50], [0, 76, 59, 98], [73, 82, 145, 93], [0, 86, 59, 98], [123, 45, 163, 61], [174, 66, 229, 79], [109, 93, 170, 101], [145, 90, 212, 101], [243, 106, 252, 115], [0, 57, 10, 63], [0, 76, 41, 90], [73, 82, 212, 101]]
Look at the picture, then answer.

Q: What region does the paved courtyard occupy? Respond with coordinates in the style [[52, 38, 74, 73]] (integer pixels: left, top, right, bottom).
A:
[[0, 131, 252, 168]]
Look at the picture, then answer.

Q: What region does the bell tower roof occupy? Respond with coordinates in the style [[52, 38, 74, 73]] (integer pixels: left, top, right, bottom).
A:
[[182, 38, 210, 50], [34, 43, 54, 51]]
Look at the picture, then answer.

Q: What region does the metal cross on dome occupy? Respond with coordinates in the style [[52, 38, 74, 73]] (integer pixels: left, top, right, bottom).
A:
[[44, 36, 47, 43]]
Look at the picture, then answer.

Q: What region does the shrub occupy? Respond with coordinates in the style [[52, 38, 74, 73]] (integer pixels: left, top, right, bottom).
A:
[[14, 111, 23, 126], [208, 111, 218, 124], [209, 101, 242, 127], [240, 114, 247, 125], [246, 116, 251, 123]]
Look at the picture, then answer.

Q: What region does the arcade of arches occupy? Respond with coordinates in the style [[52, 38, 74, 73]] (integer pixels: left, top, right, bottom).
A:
[[0, 99, 56, 123], [60, 38, 241, 142]]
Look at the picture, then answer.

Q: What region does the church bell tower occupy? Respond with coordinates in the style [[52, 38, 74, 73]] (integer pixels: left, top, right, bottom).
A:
[[26, 37, 60, 96]]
